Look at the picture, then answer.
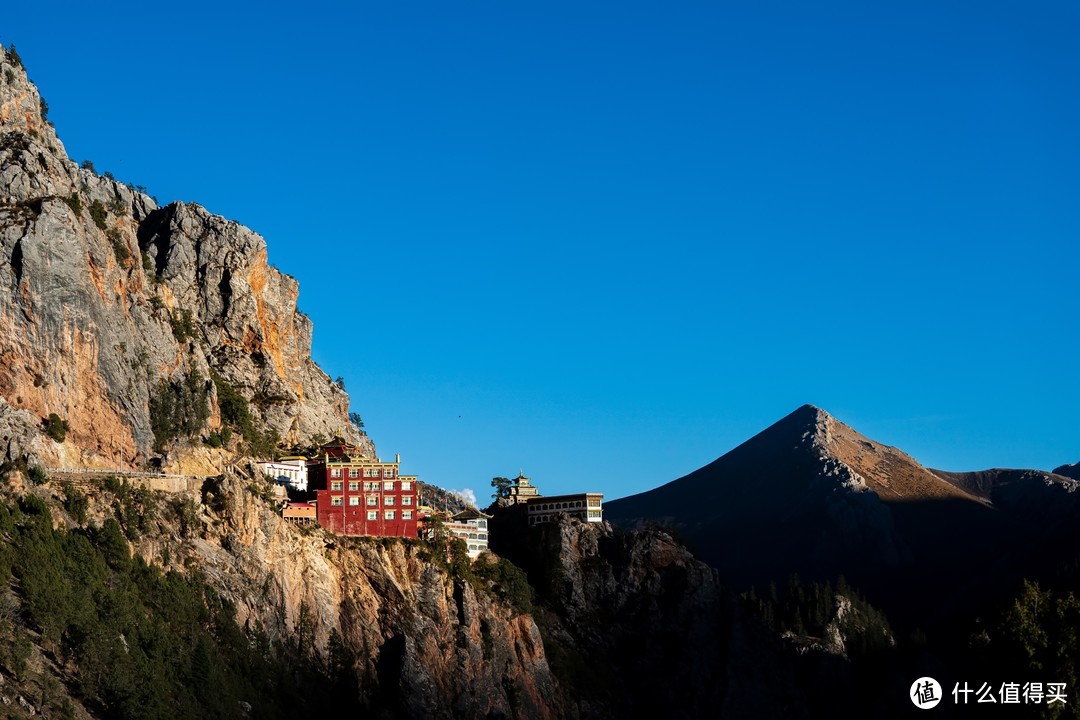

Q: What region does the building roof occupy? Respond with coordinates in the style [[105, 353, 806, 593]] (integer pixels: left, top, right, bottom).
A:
[[452, 508, 492, 522]]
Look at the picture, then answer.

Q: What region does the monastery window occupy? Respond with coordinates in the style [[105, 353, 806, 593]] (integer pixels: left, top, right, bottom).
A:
[[349, 496, 360, 506], [330, 496, 342, 506], [365, 482, 380, 492], [331, 481, 342, 491], [383, 481, 395, 491], [348, 481, 359, 491], [402, 510, 413, 520], [367, 510, 378, 520], [400, 481, 412, 491], [385, 469, 396, 478], [588, 510, 602, 518], [364, 468, 379, 478], [367, 495, 378, 506], [385, 496, 396, 506], [384, 510, 395, 520], [349, 468, 359, 478], [330, 468, 341, 478], [402, 496, 412, 506], [588, 498, 601, 507], [478, 534, 487, 540], [476, 520, 486, 529]]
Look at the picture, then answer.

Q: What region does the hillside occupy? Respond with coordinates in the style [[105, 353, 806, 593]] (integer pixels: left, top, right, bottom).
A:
[[605, 404, 1080, 626]]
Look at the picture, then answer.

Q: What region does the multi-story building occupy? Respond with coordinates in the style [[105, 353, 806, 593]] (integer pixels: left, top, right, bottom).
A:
[[526, 493, 603, 526], [256, 456, 309, 491], [506, 471, 541, 504], [307, 443, 420, 538], [444, 508, 492, 559]]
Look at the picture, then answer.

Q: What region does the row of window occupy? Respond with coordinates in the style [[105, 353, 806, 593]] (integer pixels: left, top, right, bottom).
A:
[[451, 532, 488, 541], [527, 510, 603, 524], [328, 493, 413, 507], [329, 480, 413, 492], [329, 467, 398, 479], [531, 500, 590, 512], [326, 500, 414, 521]]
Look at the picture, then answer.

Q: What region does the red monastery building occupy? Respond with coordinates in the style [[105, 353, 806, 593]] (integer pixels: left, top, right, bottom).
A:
[[307, 442, 420, 538]]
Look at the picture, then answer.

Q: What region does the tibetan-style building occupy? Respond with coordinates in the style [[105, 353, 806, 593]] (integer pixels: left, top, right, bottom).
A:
[[307, 442, 420, 538]]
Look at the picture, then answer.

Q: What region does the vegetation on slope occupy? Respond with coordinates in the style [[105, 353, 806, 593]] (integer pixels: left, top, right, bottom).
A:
[[0, 483, 360, 719]]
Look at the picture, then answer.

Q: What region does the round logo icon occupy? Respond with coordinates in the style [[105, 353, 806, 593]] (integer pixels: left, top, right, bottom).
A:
[[911, 677, 942, 709]]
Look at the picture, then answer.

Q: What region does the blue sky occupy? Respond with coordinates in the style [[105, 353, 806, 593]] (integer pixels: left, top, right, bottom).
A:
[[3, 2, 1078, 501]]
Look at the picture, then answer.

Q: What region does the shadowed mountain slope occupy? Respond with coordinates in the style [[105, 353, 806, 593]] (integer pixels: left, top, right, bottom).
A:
[[606, 405, 1080, 626]]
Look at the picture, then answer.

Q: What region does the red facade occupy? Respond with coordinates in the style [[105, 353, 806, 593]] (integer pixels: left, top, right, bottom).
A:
[[307, 446, 420, 538]]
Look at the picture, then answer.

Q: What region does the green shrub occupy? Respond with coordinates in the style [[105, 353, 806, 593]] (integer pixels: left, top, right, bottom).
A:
[[89, 199, 107, 230], [211, 370, 278, 456], [6, 45, 22, 69], [63, 192, 83, 216], [169, 309, 195, 342], [108, 195, 128, 216], [44, 413, 69, 442], [80, 159, 95, 172], [39, 96, 48, 122], [61, 481, 88, 524], [107, 228, 130, 263], [474, 555, 535, 615], [149, 369, 211, 453], [26, 466, 48, 485], [3, 69, 13, 85]]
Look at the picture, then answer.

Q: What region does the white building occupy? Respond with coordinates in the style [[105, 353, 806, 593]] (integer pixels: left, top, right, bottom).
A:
[[526, 493, 603, 526], [257, 457, 308, 491], [445, 508, 492, 559]]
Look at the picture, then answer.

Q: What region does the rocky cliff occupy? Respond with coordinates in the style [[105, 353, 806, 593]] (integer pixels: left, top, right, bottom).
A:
[[0, 45, 368, 470], [128, 473, 565, 719]]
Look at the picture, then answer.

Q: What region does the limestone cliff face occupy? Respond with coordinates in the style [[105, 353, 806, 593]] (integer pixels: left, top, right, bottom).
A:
[[0, 46, 368, 467], [125, 475, 564, 719]]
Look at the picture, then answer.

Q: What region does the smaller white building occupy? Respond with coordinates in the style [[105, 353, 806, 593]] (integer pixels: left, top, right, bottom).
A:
[[257, 457, 308, 492], [445, 508, 492, 559]]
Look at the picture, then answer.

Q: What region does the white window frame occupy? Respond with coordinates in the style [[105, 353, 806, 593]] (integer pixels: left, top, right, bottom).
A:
[[384, 510, 395, 520], [330, 496, 342, 506], [383, 481, 395, 491], [349, 496, 360, 506]]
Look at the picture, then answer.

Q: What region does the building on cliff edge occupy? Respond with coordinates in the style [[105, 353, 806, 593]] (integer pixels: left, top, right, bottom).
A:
[[307, 442, 419, 537], [256, 457, 309, 491], [444, 508, 492, 559], [525, 493, 604, 525]]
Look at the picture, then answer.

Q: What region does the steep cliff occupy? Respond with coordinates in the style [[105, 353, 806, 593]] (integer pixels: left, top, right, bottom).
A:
[[0, 45, 368, 469], [491, 513, 810, 719], [124, 473, 566, 719]]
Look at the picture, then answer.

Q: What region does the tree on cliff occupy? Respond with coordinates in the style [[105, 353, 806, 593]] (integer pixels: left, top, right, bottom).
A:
[[491, 476, 513, 500]]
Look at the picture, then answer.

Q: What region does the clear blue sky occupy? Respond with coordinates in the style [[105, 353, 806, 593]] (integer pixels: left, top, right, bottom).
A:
[[4, 2, 1077, 502]]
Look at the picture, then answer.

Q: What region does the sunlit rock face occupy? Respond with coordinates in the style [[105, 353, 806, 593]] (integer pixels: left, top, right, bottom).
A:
[[0, 45, 367, 468]]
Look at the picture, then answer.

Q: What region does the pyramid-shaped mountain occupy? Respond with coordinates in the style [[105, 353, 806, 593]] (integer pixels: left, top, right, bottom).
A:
[[606, 405, 1080, 624]]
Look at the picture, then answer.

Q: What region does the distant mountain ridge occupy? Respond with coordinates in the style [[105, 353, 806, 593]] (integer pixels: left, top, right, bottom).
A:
[[605, 404, 1080, 625]]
